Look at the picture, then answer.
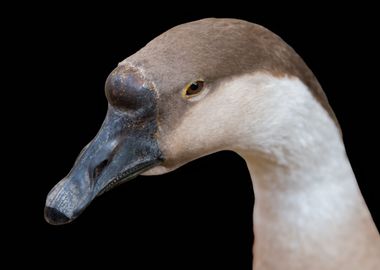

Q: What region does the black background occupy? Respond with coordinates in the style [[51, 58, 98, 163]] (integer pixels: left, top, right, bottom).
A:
[[6, 2, 379, 269]]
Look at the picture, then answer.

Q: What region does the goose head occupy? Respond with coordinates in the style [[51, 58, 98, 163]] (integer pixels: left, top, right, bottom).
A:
[[45, 18, 336, 225]]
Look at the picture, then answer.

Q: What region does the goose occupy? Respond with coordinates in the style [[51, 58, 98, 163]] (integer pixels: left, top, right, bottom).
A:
[[45, 18, 380, 269]]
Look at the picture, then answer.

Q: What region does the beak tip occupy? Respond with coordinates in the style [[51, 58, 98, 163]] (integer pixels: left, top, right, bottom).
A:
[[44, 206, 71, 225]]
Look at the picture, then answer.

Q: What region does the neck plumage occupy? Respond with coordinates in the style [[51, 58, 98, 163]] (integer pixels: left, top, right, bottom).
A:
[[245, 144, 380, 270], [228, 73, 380, 270]]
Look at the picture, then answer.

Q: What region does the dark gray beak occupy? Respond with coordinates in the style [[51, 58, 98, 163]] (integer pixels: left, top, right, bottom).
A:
[[45, 68, 162, 225]]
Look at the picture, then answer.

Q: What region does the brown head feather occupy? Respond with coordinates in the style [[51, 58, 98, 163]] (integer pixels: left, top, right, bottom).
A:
[[120, 18, 339, 131]]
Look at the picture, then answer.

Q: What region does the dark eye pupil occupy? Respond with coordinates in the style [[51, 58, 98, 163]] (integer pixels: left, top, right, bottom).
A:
[[190, 83, 199, 90]]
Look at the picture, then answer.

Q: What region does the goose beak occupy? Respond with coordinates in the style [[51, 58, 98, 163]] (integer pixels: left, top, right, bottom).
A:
[[45, 78, 162, 225]]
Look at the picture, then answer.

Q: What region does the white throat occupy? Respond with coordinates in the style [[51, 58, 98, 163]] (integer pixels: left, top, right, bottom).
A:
[[144, 72, 380, 269], [221, 73, 380, 270]]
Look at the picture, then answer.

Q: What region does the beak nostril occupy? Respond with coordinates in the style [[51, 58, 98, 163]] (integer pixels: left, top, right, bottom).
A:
[[93, 159, 109, 179]]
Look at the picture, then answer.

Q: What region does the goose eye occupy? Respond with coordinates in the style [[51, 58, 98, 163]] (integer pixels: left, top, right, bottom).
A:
[[183, 80, 204, 97]]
